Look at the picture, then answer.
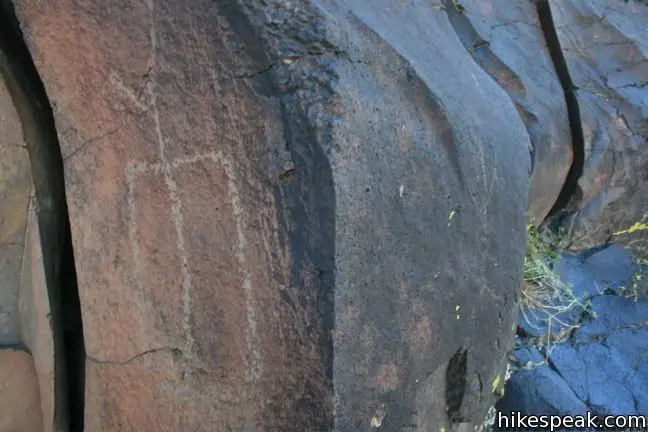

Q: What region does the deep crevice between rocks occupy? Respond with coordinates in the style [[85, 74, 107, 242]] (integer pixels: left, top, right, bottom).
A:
[[536, 0, 586, 223], [0, 3, 85, 431]]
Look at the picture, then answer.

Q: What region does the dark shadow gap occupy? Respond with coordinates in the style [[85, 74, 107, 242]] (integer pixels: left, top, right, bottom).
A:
[[445, 347, 468, 423], [0, 2, 85, 431], [536, 0, 585, 222]]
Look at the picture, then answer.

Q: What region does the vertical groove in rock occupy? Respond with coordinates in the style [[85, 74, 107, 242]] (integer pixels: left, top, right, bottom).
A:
[[0, 2, 85, 430], [536, 0, 585, 222]]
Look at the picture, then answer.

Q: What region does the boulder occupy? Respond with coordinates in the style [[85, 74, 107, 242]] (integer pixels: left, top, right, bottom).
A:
[[505, 247, 648, 422], [548, 0, 648, 255], [443, 0, 571, 225], [550, 296, 648, 415], [12, 0, 530, 430], [496, 364, 590, 419], [0, 64, 52, 432]]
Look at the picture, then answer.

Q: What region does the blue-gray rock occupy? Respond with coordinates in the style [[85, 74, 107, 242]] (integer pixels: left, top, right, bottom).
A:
[[496, 365, 590, 420], [519, 245, 645, 337], [573, 295, 648, 343], [582, 244, 638, 290], [510, 246, 648, 423], [550, 330, 648, 415], [512, 346, 546, 367]]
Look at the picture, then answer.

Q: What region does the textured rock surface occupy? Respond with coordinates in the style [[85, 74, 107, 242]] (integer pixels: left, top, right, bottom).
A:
[[548, 0, 648, 254], [519, 244, 646, 337], [443, 0, 571, 225], [14, 0, 530, 430], [0, 348, 44, 432], [19, 198, 57, 432], [0, 54, 56, 432], [499, 246, 648, 425], [0, 73, 30, 345], [1, 9, 77, 430]]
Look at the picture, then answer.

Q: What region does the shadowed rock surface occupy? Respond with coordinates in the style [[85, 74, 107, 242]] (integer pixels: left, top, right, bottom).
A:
[[0, 68, 54, 432], [1, 5, 82, 429], [548, 0, 648, 255], [498, 245, 648, 430], [11, 0, 529, 430], [0, 71, 30, 346], [443, 0, 571, 226]]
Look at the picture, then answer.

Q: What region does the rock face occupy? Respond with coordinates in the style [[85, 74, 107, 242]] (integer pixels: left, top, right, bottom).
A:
[[11, 0, 530, 430], [4, 0, 648, 428], [547, 0, 648, 255], [19, 198, 58, 432], [1, 8, 78, 431], [498, 245, 648, 428], [443, 0, 572, 226], [0, 50, 61, 432], [0, 70, 49, 432], [0, 348, 44, 432], [0, 71, 30, 346]]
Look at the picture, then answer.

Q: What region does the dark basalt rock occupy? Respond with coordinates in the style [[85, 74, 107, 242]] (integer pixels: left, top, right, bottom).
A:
[[443, 0, 572, 226], [547, 0, 648, 256]]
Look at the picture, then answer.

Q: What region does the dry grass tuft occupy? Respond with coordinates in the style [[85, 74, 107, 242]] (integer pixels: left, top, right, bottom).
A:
[[520, 226, 588, 335]]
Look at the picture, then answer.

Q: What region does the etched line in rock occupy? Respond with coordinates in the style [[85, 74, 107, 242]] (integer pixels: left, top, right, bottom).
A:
[[125, 150, 262, 381], [147, 0, 196, 359]]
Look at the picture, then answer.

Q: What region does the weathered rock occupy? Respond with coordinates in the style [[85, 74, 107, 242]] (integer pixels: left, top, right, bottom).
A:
[[13, 0, 530, 430], [0, 42, 58, 432], [504, 247, 648, 422], [0, 72, 30, 345], [548, 0, 648, 255], [496, 362, 590, 420], [443, 0, 571, 225], [520, 244, 646, 336], [0, 348, 44, 432], [551, 300, 648, 415], [1, 8, 78, 431], [19, 197, 57, 432]]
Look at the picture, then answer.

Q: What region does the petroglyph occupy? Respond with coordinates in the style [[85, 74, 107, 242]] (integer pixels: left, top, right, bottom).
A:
[[125, 148, 262, 380], [142, 0, 196, 360], [108, 72, 149, 112]]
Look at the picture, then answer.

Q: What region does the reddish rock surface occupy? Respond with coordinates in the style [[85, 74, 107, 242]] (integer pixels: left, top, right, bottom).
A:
[[0, 349, 43, 432], [13, 0, 531, 430], [15, 0, 333, 430]]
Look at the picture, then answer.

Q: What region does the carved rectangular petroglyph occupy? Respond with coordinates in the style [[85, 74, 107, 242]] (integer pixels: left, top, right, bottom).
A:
[[126, 149, 262, 381], [126, 152, 261, 380], [119, 0, 262, 393]]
